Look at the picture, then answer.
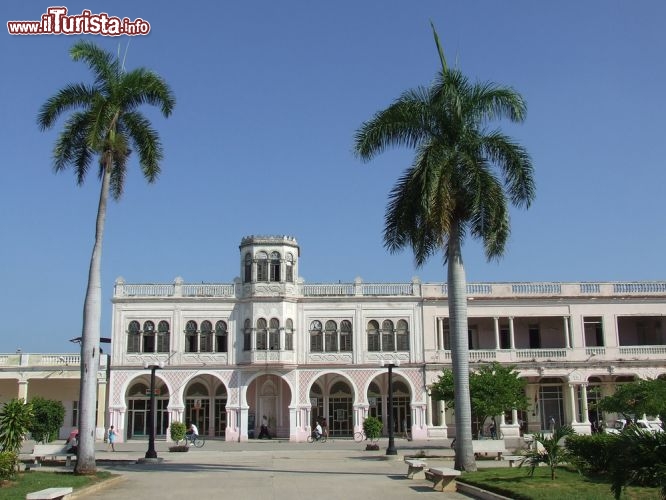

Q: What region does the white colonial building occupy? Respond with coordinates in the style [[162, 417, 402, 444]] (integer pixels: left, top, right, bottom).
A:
[[0, 352, 108, 440], [104, 235, 666, 443]]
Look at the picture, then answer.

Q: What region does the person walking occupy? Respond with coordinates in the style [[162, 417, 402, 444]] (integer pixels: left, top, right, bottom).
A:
[[107, 425, 117, 452]]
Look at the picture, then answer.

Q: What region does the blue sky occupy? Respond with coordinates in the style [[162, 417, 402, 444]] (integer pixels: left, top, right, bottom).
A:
[[2, 1, 665, 353]]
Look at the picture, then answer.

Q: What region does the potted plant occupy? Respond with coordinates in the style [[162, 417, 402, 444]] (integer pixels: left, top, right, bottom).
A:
[[363, 416, 383, 451], [169, 421, 188, 452]]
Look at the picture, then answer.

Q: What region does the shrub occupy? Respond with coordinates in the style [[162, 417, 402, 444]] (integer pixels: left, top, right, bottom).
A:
[[28, 397, 65, 443], [607, 427, 666, 499], [0, 451, 18, 480], [362, 416, 383, 441], [566, 432, 617, 475], [0, 398, 33, 453], [170, 421, 186, 443]]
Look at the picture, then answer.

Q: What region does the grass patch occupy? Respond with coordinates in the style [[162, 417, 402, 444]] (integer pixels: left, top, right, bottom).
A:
[[0, 471, 114, 500], [457, 467, 662, 500]]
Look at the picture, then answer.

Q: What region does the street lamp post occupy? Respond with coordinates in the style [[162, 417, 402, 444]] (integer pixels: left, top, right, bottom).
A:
[[145, 362, 163, 459], [382, 360, 399, 456]]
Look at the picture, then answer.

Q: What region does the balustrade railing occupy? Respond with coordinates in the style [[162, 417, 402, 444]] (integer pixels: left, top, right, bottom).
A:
[[114, 280, 666, 299], [302, 283, 355, 296], [181, 284, 235, 297]]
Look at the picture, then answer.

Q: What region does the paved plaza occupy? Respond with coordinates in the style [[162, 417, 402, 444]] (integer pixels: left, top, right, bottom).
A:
[[23, 438, 485, 499]]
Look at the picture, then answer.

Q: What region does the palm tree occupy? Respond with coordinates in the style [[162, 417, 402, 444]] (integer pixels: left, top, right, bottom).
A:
[[38, 41, 175, 474], [354, 25, 535, 472], [521, 425, 575, 480]]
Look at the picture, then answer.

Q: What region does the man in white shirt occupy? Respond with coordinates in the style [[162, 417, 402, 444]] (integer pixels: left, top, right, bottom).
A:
[[186, 422, 199, 445], [314, 422, 323, 440]]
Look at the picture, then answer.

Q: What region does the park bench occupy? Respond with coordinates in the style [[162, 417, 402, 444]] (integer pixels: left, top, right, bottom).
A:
[[427, 466, 461, 492], [502, 454, 525, 467], [404, 458, 428, 479], [472, 439, 507, 460], [31, 444, 76, 467], [26, 487, 73, 500]]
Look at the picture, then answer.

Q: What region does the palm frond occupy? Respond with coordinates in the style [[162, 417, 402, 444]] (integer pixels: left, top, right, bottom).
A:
[[119, 68, 175, 117], [122, 111, 163, 181], [481, 132, 535, 208], [37, 83, 97, 130], [70, 40, 120, 90], [53, 111, 95, 184], [354, 89, 432, 160]]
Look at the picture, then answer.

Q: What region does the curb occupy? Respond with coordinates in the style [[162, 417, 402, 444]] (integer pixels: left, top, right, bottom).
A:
[[70, 474, 126, 499]]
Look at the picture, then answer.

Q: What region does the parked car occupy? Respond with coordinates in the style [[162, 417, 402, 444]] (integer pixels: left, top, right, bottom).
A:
[[606, 418, 663, 434]]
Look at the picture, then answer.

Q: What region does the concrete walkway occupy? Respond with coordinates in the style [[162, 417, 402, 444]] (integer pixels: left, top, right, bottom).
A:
[[24, 438, 488, 499]]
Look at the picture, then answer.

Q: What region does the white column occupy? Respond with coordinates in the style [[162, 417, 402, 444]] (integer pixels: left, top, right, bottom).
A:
[[17, 379, 28, 400], [493, 317, 500, 349], [563, 316, 571, 348], [509, 317, 516, 349], [426, 394, 433, 426], [568, 384, 578, 424], [437, 318, 444, 350], [438, 400, 446, 429], [580, 384, 590, 424]]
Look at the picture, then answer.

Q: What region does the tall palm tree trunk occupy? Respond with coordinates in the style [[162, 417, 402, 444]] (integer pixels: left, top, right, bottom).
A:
[[75, 166, 110, 474], [448, 220, 477, 471]]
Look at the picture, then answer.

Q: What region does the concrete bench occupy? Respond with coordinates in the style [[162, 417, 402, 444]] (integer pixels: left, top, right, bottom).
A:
[[404, 458, 428, 479], [428, 466, 461, 492], [26, 487, 73, 500], [502, 455, 525, 467], [472, 439, 507, 460], [31, 445, 76, 467]]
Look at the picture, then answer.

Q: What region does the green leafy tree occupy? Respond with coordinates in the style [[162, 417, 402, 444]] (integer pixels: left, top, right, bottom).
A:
[[0, 398, 33, 454], [521, 425, 575, 480], [597, 378, 666, 419], [363, 416, 383, 442], [354, 24, 534, 472], [28, 397, 66, 443], [38, 41, 175, 474], [431, 362, 528, 432], [170, 421, 187, 443]]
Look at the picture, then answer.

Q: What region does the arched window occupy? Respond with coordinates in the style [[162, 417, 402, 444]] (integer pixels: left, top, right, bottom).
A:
[[256, 318, 268, 350], [200, 320, 213, 352], [269, 251, 281, 282], [396, 319, 409, 351], [127, 320, 141, 353], [157, 320, 170, 353], [143, 321, 155, 353], [244, 253, 252, 283], [269, 318, 280, 350], [367, 320, 380, 352], [285, 253, 294, 283], [243, 319, 251, 351], [382, 319, 395, 351], [185, 320, 198, 353], [256, 252, 268, 282], [310, 320, 323, 352], [285, 319, 294, 350], [340, 320, 352, 352], [325, 320, 338, 352], [215, 321, 228, 353]]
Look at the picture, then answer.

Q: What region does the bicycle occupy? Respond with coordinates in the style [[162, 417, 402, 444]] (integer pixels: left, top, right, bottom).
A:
[[307, 432, 327, 443], [183, 434, 206, 448], [353, 431, 377, 443]]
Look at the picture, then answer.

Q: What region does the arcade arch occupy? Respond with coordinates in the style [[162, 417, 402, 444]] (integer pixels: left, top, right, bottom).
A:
[[126, 377, 170, 439]]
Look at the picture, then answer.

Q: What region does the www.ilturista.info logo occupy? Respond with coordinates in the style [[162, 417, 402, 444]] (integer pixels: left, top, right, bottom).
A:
[[7, 7, 151, 36]]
